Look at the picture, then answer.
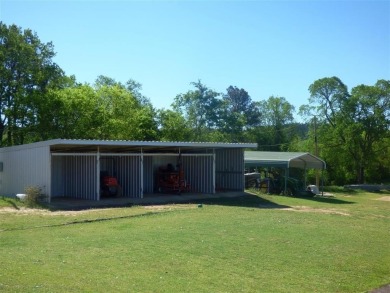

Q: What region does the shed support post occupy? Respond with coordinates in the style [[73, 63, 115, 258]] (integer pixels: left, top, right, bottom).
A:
[[213, 150, 216, 194], [178, 148, 181, 195], [140, 151, 144, 198], [96, 147, 100, 201]]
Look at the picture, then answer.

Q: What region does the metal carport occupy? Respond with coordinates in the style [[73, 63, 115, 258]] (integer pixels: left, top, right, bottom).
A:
[[244, 151, 326, 194]]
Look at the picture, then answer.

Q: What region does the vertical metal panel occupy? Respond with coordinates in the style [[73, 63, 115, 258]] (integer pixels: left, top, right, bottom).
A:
[[140, 154, 144, 197], [51, 155, 96, 200], [96, 150, 100, 201], [51, 156, 64, 197], [149, 155, 213, 194], [181, 156, 213, 194], [213, 153, 216, 194], [0, 145, 51, 197], [215, 148, 245, 191], [114, 156, 142, 198], [60, 156, 97, 200], [143, 156, 154, 194]]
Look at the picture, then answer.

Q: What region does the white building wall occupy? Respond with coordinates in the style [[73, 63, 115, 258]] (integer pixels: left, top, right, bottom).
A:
[[0, 145, 51, 198]]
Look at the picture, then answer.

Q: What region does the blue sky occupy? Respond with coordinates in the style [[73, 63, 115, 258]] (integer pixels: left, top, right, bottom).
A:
[[1, 0, 389, 118]]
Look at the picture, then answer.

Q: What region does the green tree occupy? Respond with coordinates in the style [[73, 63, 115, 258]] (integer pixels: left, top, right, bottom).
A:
[[345, 80, 390, 182], [256, 96, 295, 150], [308, 77, 390, 184], [308, 76, 349, 127], [32, 75, 159, 141], [37, 83, 102, 139], [173, 80, 222, 141], [220, 86, 261, 142], [0, 22, 64, 145], [157, 109, 193, 141], [94, 76, 158, 140], [125, 79, 152, 106]]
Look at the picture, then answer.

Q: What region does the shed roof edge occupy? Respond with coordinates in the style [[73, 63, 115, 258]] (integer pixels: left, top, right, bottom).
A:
[[0, 139, 257, 152]]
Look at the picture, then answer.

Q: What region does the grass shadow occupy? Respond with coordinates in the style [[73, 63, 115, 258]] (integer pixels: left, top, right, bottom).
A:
[[188, 193, 290, 209], [297, 195, 355, 205]]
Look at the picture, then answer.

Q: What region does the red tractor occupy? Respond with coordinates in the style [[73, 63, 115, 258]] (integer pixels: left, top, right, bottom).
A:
[[100, 171, 121, 197]]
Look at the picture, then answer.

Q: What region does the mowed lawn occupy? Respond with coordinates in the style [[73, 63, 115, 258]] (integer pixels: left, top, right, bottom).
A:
[[0, 190, 389, 292]]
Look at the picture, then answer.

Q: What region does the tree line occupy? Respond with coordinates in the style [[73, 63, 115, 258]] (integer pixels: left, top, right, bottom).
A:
[[1, 23, 389, 185]]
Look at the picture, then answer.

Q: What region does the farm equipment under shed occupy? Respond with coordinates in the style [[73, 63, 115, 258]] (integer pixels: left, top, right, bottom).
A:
[[156, 163, 190, 194], [100, 171, 121, 197]]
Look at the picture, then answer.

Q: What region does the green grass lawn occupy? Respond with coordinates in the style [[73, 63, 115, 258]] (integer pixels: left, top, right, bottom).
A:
[[0, 190, 389, 292]]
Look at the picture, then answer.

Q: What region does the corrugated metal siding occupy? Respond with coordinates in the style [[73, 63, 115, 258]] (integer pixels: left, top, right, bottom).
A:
[[0, 146, 51, 197], [51, 156, 65, 197], [0, 152, 5, 195], [215, 148, 244, 191], [182, 156, 214, 194], [113, 156, 142, 198], [143, 156, 154, 194], [51, 155, 143, 199], [49, 150, 243, 199], [60, 156, 97, 200], [150, 155, 214, 194]]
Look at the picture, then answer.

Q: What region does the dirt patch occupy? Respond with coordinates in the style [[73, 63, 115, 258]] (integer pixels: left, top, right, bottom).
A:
[[370, 283, 390, 293], [0, 204, 194, 216], [282, 205, 350, 216], [144, 204, 196, 211], [376, 196, 390, 202], [0, 207, 122, 216]]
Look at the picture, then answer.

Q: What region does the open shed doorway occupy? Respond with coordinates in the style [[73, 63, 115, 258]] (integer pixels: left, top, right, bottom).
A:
[[143, 153, 215, 196], [99, 155, 142, 199]]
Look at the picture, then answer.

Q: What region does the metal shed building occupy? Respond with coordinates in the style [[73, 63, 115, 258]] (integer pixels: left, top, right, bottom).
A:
[[0, 139, 256, 202]]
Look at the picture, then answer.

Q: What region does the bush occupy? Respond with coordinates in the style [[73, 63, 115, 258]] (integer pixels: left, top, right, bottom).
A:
[[24, 186, 46, 207]]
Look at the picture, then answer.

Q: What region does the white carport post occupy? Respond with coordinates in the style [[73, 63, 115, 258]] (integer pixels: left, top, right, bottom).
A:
[[96, 146, 101, 201], [284, 165, 289, 195]]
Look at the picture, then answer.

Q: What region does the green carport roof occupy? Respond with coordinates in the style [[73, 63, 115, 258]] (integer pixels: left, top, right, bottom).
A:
[[245, 151, 326, 170]]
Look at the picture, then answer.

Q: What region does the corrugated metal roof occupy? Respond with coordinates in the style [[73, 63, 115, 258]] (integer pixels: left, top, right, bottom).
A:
[[0, 139, 257, 153], [49, 139, 257, 148], [245, 151, 326, 170]]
